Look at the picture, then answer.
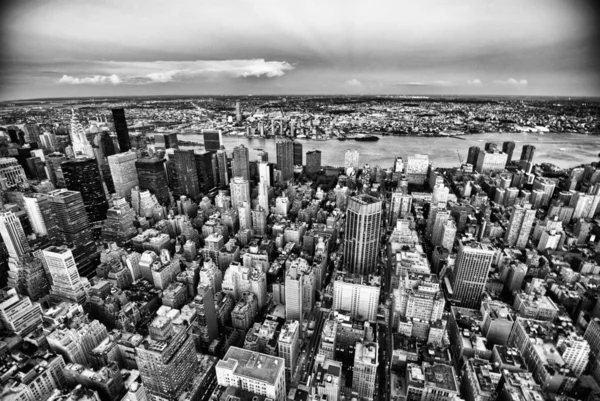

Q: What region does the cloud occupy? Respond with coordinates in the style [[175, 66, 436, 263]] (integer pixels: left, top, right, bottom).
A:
[[493, 78, 527, 86], [467, 79, 482, 86], [58, 59, 294, 85], [345, 78, 362, 87], [59, 74, 122, 85], [431, 80, 455, 87]]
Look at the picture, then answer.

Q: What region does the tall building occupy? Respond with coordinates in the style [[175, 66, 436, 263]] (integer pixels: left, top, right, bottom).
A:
[[406, 154, 429, 185], [388, 190, 412, 225], [502, 141, 516, 165], [520, 145, 535, 163], [258, 161, 272, 187], [203, 129, 222, 152], [285, 263, 305, 326], [232, 144, 250, 180], [258, 178, 269, 216], [136, 315, 198, 400], [344, 149, 359, 171], [48, 189, 97, 277], [352, 342, 378, 401], [101, 197, 137, 246], [216, 347, 286, 401], [108, 151, 139, 201], [0, 210, 30, 259], [193, 283, 219, 350], [135, 157, 171, 205], [230, 177, 251, 211], [195, 151, 216, 193], [333, 274, 380, 322], [42, 246, 89, 303], [293, 141, 303, 166], [154, 132, 178, 150], [475, 150, 508, 174], [215, 147, 229, 188], [61, 158, 108, 223], [306, 150, 321, 173], [343, 195, 382, 275], [276, 138, 294, 181], [0, 157, 28, 189], [111, 108, 131, 152], [504, 205, 536, 248], [451, 241, 495, 308], [172, 149, 201, 199], [278, 320, 300, 381], [467, 146, 480, 167], [70, 109, 95, 158], [0, 287, 43, 336]]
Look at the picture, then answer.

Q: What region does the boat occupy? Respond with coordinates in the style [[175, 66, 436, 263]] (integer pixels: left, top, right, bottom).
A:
[[354, 135, 379, 142]]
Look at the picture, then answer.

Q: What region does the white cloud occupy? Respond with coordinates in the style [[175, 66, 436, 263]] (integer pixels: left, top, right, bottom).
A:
[[431, 80, 455, 87], [493, 78, 527, 86], [59, 74, 122, 85], [345, 78, 362, 87], [467, 79, 482, 86], [58, 59, 294, 85]]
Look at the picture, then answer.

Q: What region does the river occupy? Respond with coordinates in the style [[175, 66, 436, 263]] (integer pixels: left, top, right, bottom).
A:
[[178, 132, 600, 169]]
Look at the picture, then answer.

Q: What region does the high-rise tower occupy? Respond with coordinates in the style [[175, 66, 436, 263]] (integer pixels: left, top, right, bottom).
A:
[[70, 109, 95, 158], [111, 108, 131, 152], [61, 159, 108, 223], [135, 157, 171, 205], [108, 151, 139, 201], [451, 241, 495, 308], [504, 205, 536, 249], [172, 149, 200, 199], [276, 138, 294, 181], [232, 144, 250, 180], [344, 195, 382, 275]]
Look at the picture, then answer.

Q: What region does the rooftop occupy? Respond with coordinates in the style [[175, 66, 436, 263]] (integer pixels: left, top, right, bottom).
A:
[[216, 346, 284, 385], [423, 363, 458, 393]]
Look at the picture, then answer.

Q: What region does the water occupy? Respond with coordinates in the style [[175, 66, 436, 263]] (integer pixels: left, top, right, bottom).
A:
[[178, 132, 600, 169]]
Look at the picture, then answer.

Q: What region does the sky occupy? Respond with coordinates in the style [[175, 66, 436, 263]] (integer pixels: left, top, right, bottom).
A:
[[1, 0, 599, 100]]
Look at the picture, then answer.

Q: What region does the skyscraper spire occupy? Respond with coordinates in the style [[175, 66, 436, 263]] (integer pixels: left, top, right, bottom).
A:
[[70, 108, 94, 158]]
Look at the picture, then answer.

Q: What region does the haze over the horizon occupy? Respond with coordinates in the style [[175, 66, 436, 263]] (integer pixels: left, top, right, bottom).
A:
[[1, 0, 599, 101]]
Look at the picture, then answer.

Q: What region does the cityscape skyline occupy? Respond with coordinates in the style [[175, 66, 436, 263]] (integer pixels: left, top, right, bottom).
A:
[[1, 0, 600, 101]]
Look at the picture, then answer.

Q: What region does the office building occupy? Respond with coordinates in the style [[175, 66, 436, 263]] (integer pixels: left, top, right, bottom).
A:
[[173, 149, 200, 199], [313, 359, 343, 401], [232, 144, 250, 180], [293, 141, 303, 165], [0, 157, 28, 189], [451, 241, 495, 308], [23, 193, 60, 241], [48, 189, 97, 277], [258, 161, 272, 187], [230, 177, 251, 211], [344, 149, 359, 171], [306, 150, 321, 173], [520, 145, 535, 163], [203, 129, 222, 152], [195, 150, 216, 193], [557, 332, 590, 377], [108, 151, 139, 201], [389, 190, 412, 225], [216, 347, 286, 401], [135, 315, 198, 399], [278, 320, 300, 381], [333, 273, 380, 322], [61, 158, 108, 223], [502, 141, 516, 165], [215, 147, 229, 187], [193, 283, 219, 350], [467, 146, 480, 167], [42, 246, 89, 303], [406, 154, 429, 185], [70, 109, 95, 158], [135, 157, 170, 205], [504, 205, 536, 248], [0, 210, 30, 259], [101, 197, 137, 246], [285, 263, 305, 326], [276, 138, 294, 181], [111, 108, 131, 152], [352, 342, 378, 400], [0, 287, 43, 336], [532, 177, 556, 207], [476, 150, 508, 174], [154, 132, 178, 150], [462, 359, 501, 401], [343, 194, 382, 275]]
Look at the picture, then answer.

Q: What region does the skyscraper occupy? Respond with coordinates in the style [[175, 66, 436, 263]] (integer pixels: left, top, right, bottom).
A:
[[203, 129, 222, 152], [520, 145, 536, 163], [0, 210, 30, 259], [232, 144, 250, 180], [293, 141, 303, 166], [172, 149, 200, 199], [136, 315, 198, 399], [48, 189, 97, 277], [306, 150, 321, 173], [352, 342, 378, 401], [504, 205, 536, 248], [111, 108, 131, 152], [467, 146, 480, 166], [154, 133, 178, 150], [230, 177, 251, 211], [451, 241, 495, 308], [215, 147, 229, 188], [0, 157, 28, 189], [23, 193, 60, 242], [344, 149, 359, 171], [344, 195, 382, 275], [70, 109, 95, 158], [42, 246, 89, 303], [194, 151, 215, 193], [98, 132, 116, 158], [61, 159, 108, 223], [108, 151, 139, 201], [0, 287, 43, 336], [502, 141, 516, 165], [258, 178, 269, 215], [276, 138, 294, 181], [285, 263, 305, 326], [278, 320, 300, 381], [135, 157, 170, 205]]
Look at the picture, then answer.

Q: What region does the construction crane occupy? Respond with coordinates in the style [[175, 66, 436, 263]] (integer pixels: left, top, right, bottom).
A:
[[457, 149, 463, 165]]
